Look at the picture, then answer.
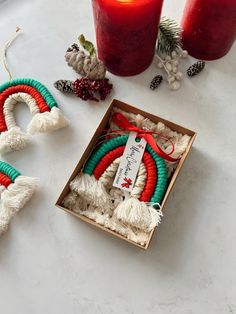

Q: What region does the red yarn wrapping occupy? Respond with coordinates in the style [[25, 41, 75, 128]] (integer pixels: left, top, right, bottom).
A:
[[93, 146, 157, 202], [0, 173, 12, 188], [139, 152, 157, 202], [0, 85, 50, 132], [93, 146, 125, 180]]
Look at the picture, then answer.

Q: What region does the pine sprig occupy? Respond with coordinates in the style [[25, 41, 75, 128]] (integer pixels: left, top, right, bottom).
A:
[[157, 17, 182, 55]]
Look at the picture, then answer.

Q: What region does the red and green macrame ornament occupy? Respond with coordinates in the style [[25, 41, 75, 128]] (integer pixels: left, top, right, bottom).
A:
[[70, 112, 180, 232], [71, 135, 168, 232], [84, 135, 167, 204], [0, 161, 38, 236], [0, 28, 68, 154]]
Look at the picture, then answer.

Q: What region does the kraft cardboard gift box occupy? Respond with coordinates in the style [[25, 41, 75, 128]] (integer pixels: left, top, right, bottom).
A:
[[56, 99, 196, 250]]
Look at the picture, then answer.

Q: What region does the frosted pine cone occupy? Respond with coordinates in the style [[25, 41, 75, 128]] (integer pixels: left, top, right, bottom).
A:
[[67, 43, 79, 53], [54, 80, 74, 93], [65, 43, 106, 80], [83, 57, 106, 80], [150, 75, 163, 90], [187, 61, 205, 77], [65, 44, 87, 76]]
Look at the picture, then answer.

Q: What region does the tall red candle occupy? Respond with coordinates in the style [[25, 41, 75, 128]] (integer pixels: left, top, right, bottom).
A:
[[181, 0, 236, 60], [92, 0, 163, 76]]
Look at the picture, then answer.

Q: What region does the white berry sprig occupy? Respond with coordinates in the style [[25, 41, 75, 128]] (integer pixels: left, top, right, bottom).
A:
[[155, 49, 188, 91]]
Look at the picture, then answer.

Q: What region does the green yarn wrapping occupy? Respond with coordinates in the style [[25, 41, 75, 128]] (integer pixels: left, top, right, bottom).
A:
[[0, 78, 58, 109], [83, 135, 167, 204], [146, 145, 167, 203], [84, 136, 125, 174], [0, 161, 21, 182]]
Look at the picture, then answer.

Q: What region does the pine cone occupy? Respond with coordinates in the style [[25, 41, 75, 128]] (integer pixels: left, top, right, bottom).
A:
[[65, 43, 106, 80], [83, 57, 106, 80], [150, 75, 163, 90], [66, 43, 80, 53], [54, 80, 74, 93], [65, 44, 87, 76], [187, 61, 205, 77]]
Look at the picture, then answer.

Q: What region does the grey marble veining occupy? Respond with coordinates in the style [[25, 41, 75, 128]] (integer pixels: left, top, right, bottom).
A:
[[0, 0, 236, 313]]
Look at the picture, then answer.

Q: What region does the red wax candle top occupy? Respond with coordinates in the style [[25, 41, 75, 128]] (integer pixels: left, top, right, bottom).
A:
[[92, 0, 163, 76], [181, 0, 236, 60], [99, 0, 158, 7]]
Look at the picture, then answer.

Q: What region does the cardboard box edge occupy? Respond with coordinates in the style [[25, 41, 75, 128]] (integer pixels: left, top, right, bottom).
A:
[[55, 98, 197, 250]]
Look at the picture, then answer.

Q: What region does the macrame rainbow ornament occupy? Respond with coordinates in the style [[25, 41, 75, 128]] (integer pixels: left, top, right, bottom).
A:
[[0, 161, 38, 236], [0, 79, 68, 154], [70, 112, 180, 232], [71, 135, 168, 232], [0, 28, 68, 154]]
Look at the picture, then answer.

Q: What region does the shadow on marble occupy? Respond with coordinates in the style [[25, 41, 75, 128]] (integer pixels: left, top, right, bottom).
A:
[[141, 147, 216, 268]]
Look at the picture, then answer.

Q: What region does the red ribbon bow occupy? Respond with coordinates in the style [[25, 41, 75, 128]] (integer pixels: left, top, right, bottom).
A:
[[112, 112, 180, 162]]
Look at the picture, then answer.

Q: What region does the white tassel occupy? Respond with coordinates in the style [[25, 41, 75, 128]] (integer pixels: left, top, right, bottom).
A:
[[114, 198, 163, 232], [149, 205, 163, 230], [70, 174, 113, 212], [70, 174, 97, 197], [0, 126, 29, 154], [27, 107, 69, 134], [0, 176, 39, 236]]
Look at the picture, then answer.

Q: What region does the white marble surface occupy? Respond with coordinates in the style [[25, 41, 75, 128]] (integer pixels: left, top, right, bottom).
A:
[[0, 0, 236, 313]]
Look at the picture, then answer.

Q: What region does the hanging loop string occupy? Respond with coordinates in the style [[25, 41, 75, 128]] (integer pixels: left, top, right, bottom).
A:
[[3, 27, 21, 81], [112, 112, 180, 162]]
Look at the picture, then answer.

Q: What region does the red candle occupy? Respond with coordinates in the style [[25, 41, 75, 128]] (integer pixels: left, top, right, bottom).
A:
[[181, 0, 236, 60], [92, 0, 163, 76]]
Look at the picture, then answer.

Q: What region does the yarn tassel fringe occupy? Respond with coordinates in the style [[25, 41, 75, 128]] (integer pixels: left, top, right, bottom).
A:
[[0, 175, 39, 236], [114, 198, 163, 233], [0, 126, 29, 154], [27, 107, 69, 134], [70, 174, 113, 212]]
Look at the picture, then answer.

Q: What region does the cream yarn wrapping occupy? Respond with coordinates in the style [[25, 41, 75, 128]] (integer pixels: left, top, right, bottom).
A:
[[0, 92, 69, 154], [4, 92, 39, 129], [99, 157, 146, 199]]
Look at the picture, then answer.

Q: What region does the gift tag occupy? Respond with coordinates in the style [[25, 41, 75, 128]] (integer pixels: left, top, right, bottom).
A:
[[113, 132, 147, 192]]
